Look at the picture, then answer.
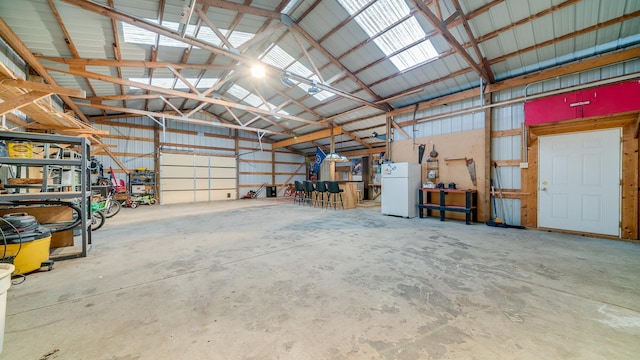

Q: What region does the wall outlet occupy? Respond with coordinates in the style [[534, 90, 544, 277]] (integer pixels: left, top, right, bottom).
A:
[[520, 162, 529, 169]]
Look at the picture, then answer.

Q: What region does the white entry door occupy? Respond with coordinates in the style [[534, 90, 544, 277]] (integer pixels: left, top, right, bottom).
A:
[[538, 128, 621, 236]]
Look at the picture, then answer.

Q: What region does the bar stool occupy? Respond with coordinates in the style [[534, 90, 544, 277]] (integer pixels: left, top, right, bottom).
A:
[[293, 181, 305, 205], [325, 181, 344, 210], [303, 180, 315, 206], [356, 189, 363, 205], [314, 181, 327, 208]]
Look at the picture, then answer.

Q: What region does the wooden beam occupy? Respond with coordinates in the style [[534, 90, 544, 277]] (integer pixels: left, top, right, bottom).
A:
[[341, 128, 372, 149], [87, 94, 163, 101], [167, 65, 200, 94], [451, 0, 494, 82], [391, 120, 411, 140], [0, 91, 51, 116], [77, 102, 288, 136], [25, 124, 109, 136], [107, 0, 126, 108], [489, 10, 640, 66], [289, 31, 323, 83], [488, 47, 640, 93], [1, 79, 85, 98], [40, 57, 236, 71], [477, 0, 581, 44], [194, 6, 234, 50], [60, 0, 245, 61], [160, 96, 184, 117], [236, 23, 284, 53], [272, 127, 342, 149], [291, 22, 385, 106], [198, 0, 281, 19], [410, 0, 488, 81], [0, 17, 90, 123], [389, 47, 640, 118], [45, 66, 320, 125]]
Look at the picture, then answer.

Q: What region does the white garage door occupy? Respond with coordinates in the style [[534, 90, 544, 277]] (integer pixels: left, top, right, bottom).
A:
[[538, 128, 621, 236], [160, 153, 237, 204]]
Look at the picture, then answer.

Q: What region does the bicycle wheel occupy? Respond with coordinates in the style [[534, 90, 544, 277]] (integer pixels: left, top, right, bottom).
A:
[[104, 200, 121, 218], [91, 211, 105, 231]]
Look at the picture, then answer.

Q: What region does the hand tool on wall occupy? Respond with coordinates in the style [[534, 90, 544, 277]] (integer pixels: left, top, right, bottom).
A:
[[466, 158, 476, 186], [430, 144, 438, 158]]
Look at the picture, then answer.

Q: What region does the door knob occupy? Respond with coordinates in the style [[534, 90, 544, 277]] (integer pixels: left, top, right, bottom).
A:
[[540, 187, 547, 191]]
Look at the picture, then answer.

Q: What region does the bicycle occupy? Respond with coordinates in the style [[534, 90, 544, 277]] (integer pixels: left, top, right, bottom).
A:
[[95, 190, 121, 218], [283, 183, 295, 197]]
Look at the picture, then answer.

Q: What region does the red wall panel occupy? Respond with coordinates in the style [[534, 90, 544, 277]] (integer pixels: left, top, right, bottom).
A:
[[524, 80, 640, 125]]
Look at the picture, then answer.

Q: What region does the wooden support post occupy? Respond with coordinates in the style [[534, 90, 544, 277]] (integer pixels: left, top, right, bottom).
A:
[[154, 121, 160, 204], [483, 92, 492, 222]]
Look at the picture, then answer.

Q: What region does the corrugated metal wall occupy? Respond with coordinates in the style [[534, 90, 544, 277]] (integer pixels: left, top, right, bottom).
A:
[[390, 58, 640, 225], [490, 58, 640, 225], [394, 97, 485, 139], [93, 116, 305, 199], [238, 140, 306, 197]]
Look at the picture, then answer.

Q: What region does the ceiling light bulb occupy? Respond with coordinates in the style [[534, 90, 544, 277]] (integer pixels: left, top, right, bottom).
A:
[[251, 65, 265, 78]]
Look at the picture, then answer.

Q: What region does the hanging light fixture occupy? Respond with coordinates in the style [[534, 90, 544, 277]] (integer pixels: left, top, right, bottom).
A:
[[308, 80, 321, 95], [325, 133, 349, 162], [280, 71, 294, 87]]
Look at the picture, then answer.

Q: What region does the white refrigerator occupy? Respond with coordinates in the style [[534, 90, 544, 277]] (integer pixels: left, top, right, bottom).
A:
[[381, 162, 422, 218]]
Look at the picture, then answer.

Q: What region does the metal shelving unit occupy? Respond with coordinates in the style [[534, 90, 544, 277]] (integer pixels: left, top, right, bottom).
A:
[[0, 131, 91, 259]]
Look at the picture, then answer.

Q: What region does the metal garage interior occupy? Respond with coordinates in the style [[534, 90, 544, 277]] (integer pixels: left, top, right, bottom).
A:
[[0, 0, 639, 358]]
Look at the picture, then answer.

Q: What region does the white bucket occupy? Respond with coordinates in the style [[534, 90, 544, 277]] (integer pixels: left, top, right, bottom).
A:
[[0, 263, 14, 354]]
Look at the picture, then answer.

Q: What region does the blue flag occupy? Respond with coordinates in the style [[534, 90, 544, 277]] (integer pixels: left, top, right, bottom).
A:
[[314, 147, 326, 174]]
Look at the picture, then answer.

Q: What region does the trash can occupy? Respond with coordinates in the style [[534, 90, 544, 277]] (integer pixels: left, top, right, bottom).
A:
[[0, 263, 14, 354], [266, 186, 277, 198], [0, 213, 52, 275]]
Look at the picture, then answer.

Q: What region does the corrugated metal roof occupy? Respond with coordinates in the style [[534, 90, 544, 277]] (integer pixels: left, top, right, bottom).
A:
[[0, 0, 638, 153]]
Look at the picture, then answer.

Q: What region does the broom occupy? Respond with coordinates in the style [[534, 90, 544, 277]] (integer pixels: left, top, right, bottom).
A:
[[486, 179, 504, 227]]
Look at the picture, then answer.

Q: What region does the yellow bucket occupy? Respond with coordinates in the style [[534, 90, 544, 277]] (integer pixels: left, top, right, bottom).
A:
[[7, 140, 33, 158]]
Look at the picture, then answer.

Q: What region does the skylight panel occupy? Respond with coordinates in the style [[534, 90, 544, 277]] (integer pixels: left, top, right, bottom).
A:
[[194, 78, 218, 89], [337, 0, 439, 71], [123, 19, 254, 49], [227, 30, 253, 48], [243, 93, 264, 108], [262, 45, 296, 69], [390, 42, 439, 71], [152, 78, 180, 88], [227, 85, 251, 100], [122, 23, 156, 45], [194, 27, 222, 47], [128, 78, 220, 90], [287, 61, 313, 78], [337, 0, 369, 14], [353, 0, 407, 36], [375, 17, 425, 53]]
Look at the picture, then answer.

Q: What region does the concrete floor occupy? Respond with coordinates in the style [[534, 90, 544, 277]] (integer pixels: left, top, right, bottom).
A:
[[2, 199, 640, 359]]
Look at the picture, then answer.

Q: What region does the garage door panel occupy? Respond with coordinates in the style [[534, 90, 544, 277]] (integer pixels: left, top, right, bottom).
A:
[[161, 178, 194, 191], [195, 190, 209, 201], [161, 153, 193, 166], [194, 167, 210, 178], [160, 152, 237, 204], [194, 156, 209, 166], [211, 190, 235, 200], [161, 166, 194, 178], [211, 178, 236, 189], [161, 190, 193, 204], [211, 167, 235, 178]]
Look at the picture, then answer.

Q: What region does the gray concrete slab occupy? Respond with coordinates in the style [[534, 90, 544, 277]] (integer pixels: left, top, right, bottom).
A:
[[2, 199, 639, 359]]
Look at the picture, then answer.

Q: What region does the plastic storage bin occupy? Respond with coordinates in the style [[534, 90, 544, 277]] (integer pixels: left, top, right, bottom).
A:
[[0, 263, 14, 353]]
